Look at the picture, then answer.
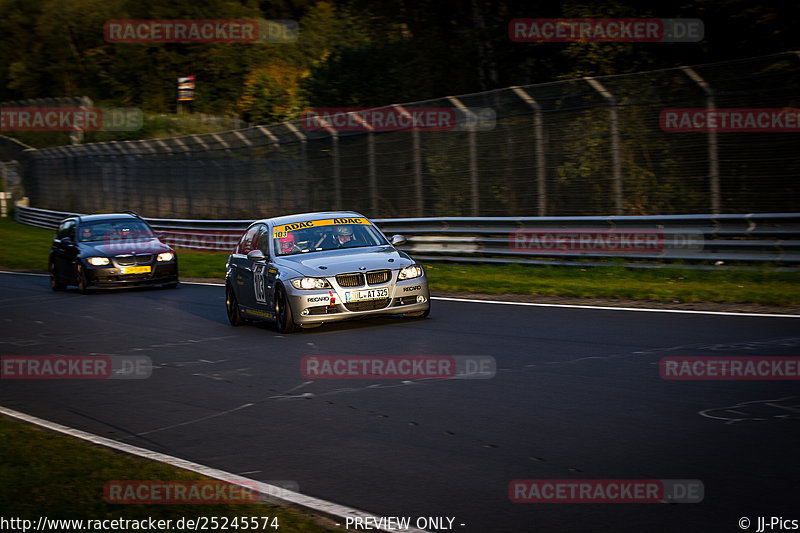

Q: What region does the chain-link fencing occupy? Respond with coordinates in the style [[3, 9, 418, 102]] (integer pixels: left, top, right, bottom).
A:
[[14, 51, 800, 219]]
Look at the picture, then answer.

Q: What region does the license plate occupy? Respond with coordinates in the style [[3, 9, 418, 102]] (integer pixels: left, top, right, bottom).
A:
[[120, 266, 151, 275], [345, 287, 389, 302]]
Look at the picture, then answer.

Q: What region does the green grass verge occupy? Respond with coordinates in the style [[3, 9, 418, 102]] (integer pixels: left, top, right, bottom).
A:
[[0, 415, 343, 531], [423, 262, 800, 306], [1, 217, 798, 306]]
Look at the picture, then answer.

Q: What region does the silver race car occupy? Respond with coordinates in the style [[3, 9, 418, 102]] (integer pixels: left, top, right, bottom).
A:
[[225, 211, 430, 332]]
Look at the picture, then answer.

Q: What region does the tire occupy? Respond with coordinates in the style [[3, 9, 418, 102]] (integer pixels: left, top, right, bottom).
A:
[[76, 263, 89, 294], [49, 261, 65, 291], [275, 285, 297, 333], [226, 284, 245, 326], [164, 281, 179, 289]]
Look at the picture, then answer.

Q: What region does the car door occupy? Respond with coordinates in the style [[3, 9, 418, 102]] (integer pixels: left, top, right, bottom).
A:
[[249, 224, 270, 311], [52, 219, 78, 282], [256, 224, 279, 313], [228, 225, 259, 309]]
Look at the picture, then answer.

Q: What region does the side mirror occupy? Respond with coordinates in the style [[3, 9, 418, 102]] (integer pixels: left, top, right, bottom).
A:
[[247, 249, 266, 261], [390, 234, 407, 246]]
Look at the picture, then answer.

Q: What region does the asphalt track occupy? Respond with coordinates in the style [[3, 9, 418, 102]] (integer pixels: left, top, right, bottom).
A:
[[1, 271, 799, 533]]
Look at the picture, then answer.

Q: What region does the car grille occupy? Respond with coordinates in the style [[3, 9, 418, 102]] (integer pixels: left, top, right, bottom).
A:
[[345, 298, 390, 312], [116, 254, 153, 266], [366, 270, 390, 285], [336, 273, 364, 287]]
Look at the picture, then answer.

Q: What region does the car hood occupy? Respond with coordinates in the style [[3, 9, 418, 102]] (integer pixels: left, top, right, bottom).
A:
[[80, 238, 172, 256], [275, 246, 414, 277]]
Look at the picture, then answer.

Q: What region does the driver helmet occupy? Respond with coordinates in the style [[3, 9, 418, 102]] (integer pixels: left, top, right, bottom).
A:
[[278, 232, 295, 252], [336, 225, 353, 242]]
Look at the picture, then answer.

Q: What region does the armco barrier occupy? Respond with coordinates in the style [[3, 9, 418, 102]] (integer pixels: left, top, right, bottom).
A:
[[14, 203, 800, 268]]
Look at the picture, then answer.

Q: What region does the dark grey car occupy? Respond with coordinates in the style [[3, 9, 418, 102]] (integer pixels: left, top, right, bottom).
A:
[[49, 213, 178, 293]]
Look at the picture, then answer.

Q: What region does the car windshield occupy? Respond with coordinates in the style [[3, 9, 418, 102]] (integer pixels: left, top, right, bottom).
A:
[[274, 222, 389, 256], [78, 220, 155, 242]]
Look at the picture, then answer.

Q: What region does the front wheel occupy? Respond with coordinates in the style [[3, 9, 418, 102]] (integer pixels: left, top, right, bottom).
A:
[[76, 264, 89, 294], [275, 285, 297, 333], [50, 261, 65, 291], [226, 284, 245, 326]]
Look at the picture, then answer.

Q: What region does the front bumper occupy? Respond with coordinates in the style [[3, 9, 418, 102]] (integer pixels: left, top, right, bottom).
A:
[[285, 273, 430, 326], [84, 261, 178, 288]]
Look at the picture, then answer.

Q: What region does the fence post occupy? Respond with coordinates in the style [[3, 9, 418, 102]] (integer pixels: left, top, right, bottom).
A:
[[681, 67, 719, 214], [446, 96, 479, 216], [311, 117, 341, 210], [344, 112, 377, 216], [254, 127, 281, 215], [511, 86, 547, 217], [393, 105, 423, 216], [584, 77, 622, 216], [284, 122, 309, 212]]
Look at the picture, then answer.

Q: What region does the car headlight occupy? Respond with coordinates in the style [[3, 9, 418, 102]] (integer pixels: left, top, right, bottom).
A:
[[398, 264, 423, 280], [157, 252, 174, 262], [291, 277, 331, 290], [87, 257, 109, 266]]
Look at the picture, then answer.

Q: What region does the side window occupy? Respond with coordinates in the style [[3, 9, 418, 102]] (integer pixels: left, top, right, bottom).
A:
[[251, 225, 262, 254], [236, 226, 258, 255], [257, 225, 271, 256], [58, 220, 76, 240]]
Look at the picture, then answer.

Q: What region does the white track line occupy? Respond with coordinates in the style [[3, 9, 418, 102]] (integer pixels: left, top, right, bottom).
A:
[[431, 296, 800, 318], [2, 271, 797, 318], [0, 406, 428, 533]]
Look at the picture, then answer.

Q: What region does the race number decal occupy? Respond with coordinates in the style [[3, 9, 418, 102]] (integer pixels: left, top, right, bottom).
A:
[[253, 263, 267, 304]]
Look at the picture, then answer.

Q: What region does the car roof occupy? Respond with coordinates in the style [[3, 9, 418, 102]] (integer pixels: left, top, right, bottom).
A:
[[252, 211, 367, 227], [73, 213, 144, 223]]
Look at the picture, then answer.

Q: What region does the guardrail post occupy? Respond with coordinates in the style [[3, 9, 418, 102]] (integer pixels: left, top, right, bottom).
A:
[[584, 77, 622, 216], [447, 96, 479, 216], [681, 67, 719, 215], [511, 86, 547, 216]]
